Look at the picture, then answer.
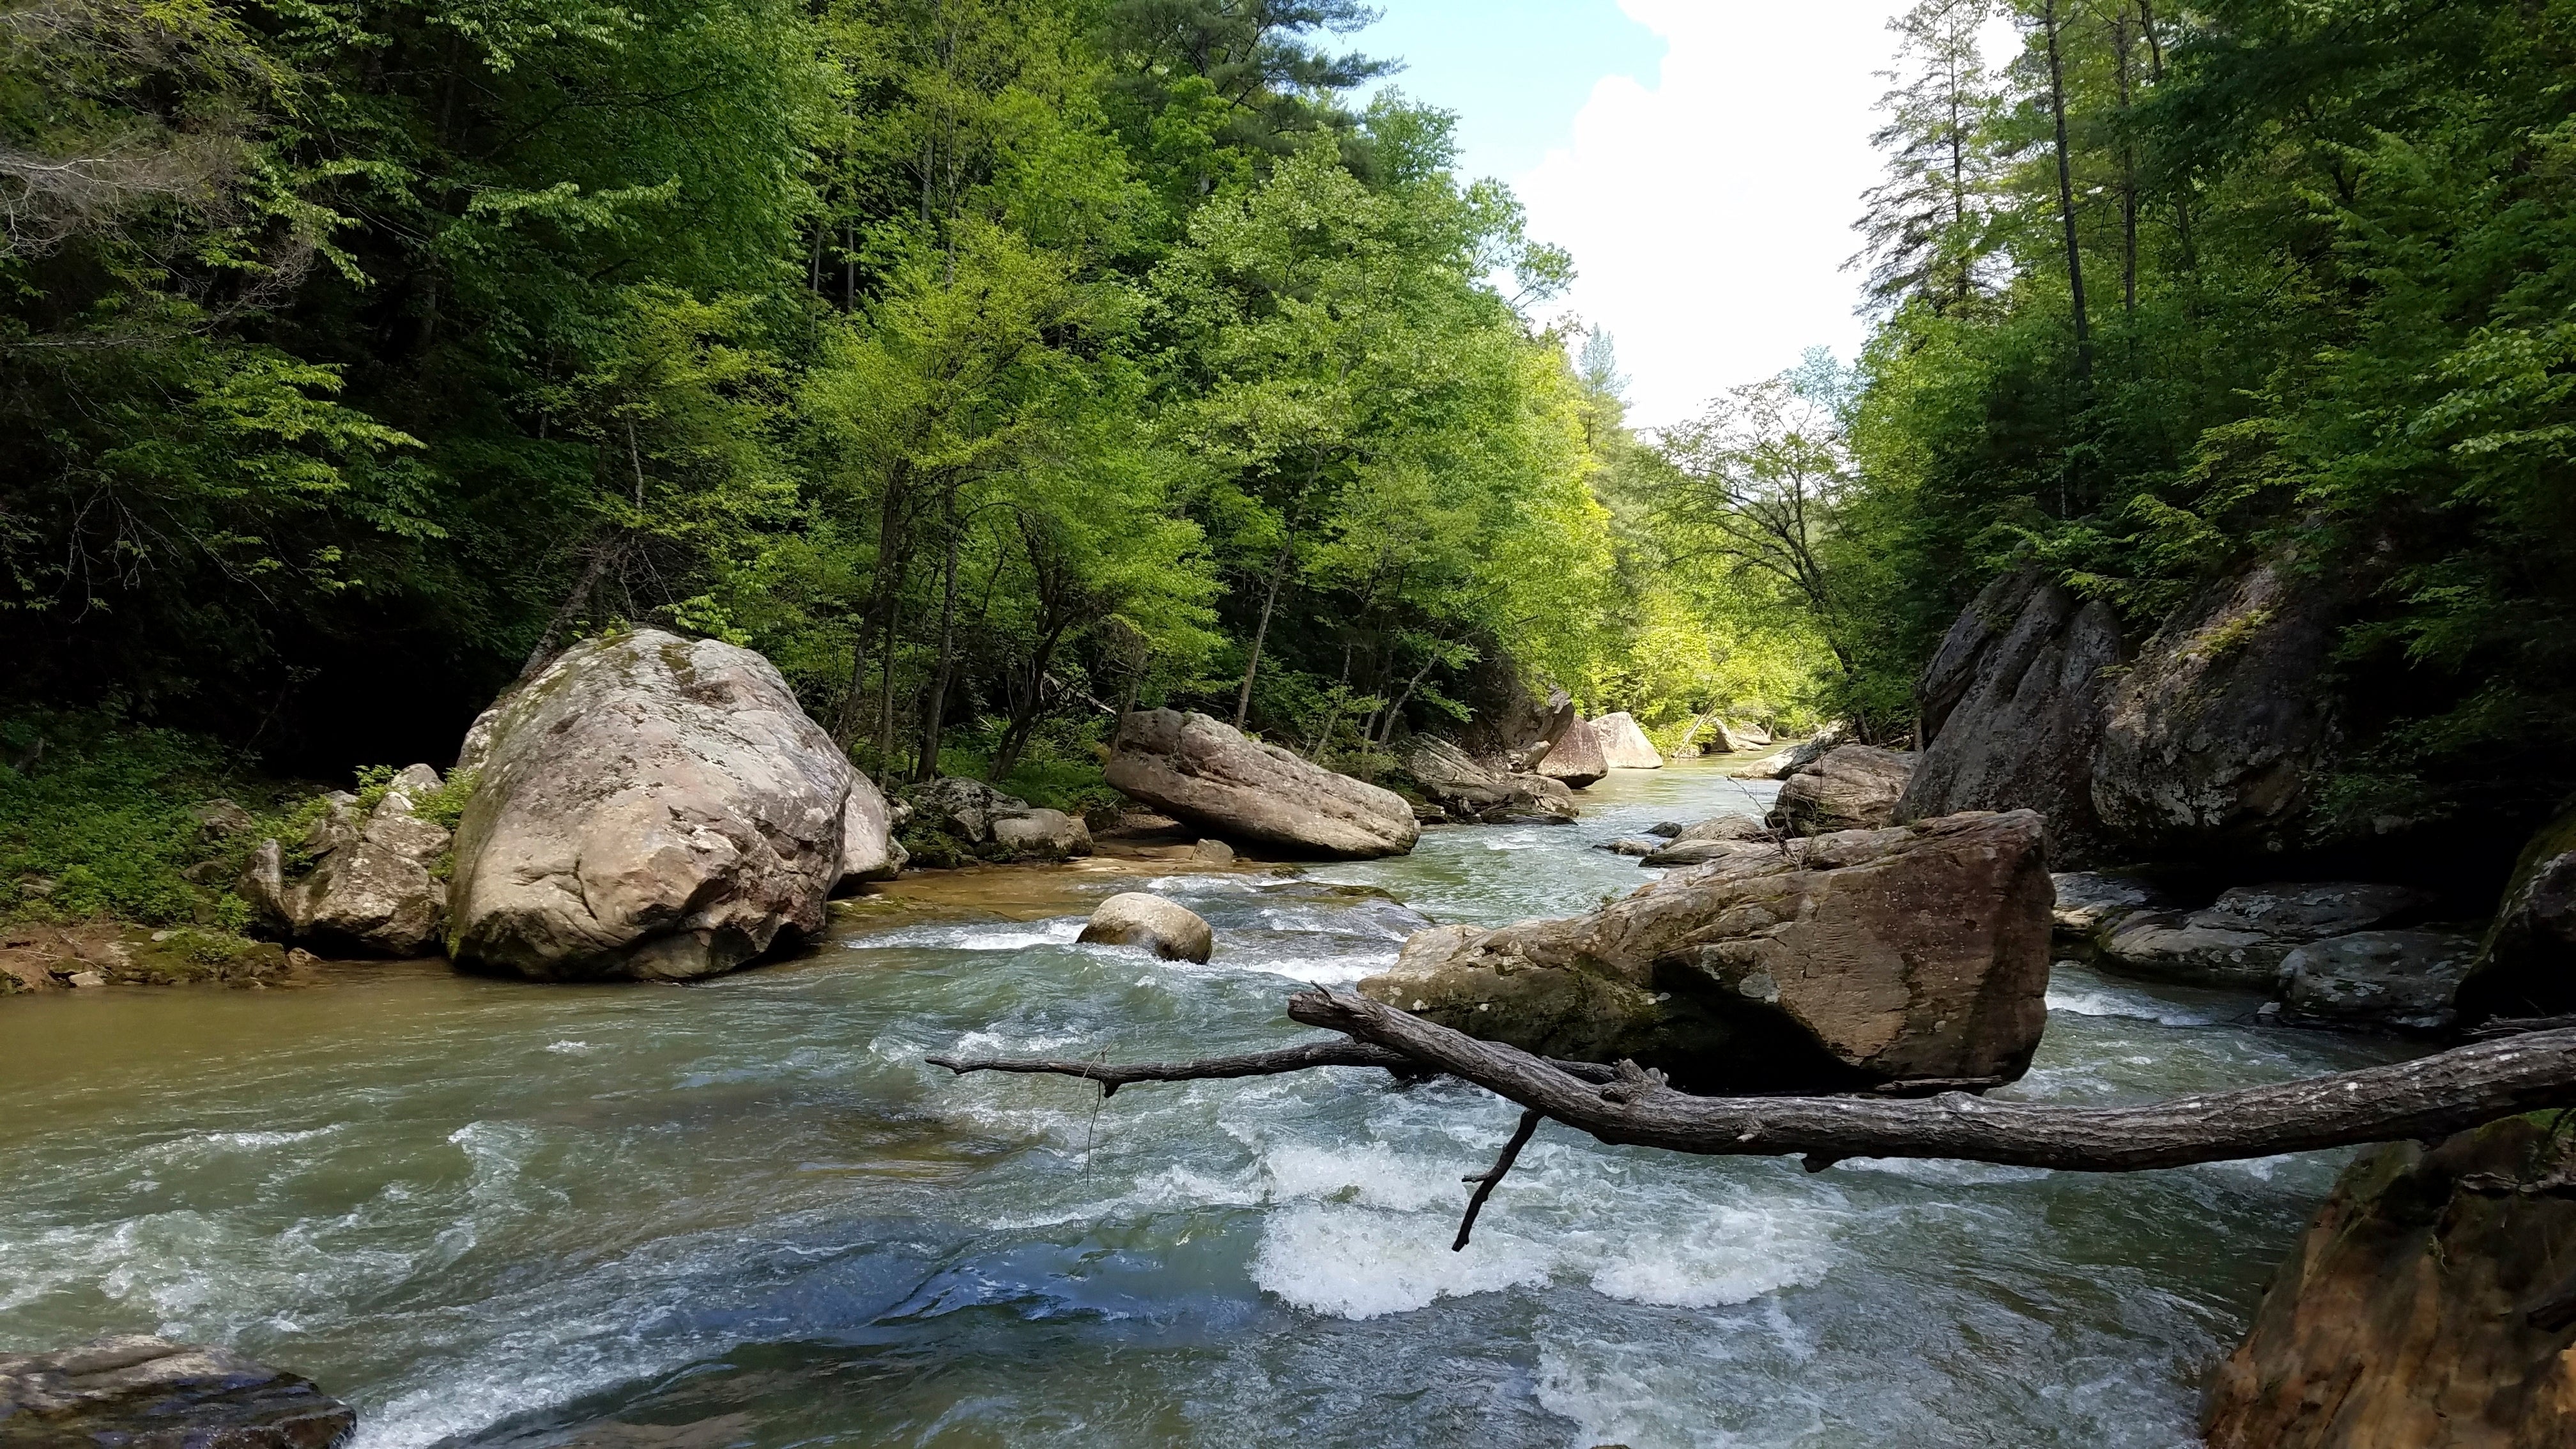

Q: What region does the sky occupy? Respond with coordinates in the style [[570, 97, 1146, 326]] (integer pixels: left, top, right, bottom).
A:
[[1354, 0, 1918, 428]]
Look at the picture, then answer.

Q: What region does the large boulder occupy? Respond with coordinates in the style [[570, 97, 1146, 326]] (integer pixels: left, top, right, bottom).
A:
[[992, 808, 1093, 858], [2093, 880, 2434, 988], [2276, 929, 2481, 1032], [238, 766, 452, 956], [445, 630, 854, 981], [2458, 799, 2576, 1022], [2092, 549, 2356, 857], [0, 1335, 356, 1448], [1402, 737, 1579, 824], [1525, 692, 1609, 788], [1592, 712, 1663, 769], [1078, 892, 1213, 963], [1357, 811, 2053, 1094], [2204, 1116, 2576, 1448], [1896, 569, 2123, 863], [1727, 724, 1849, 780], [1106, 709, 1418, 859], [2047, 870, 2175, 944], [835, 775, 907, 890], [1770, 744, 1916, 835]]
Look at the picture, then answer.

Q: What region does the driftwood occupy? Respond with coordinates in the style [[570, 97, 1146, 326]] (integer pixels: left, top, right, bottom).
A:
[[927, 987, 2576, 1246]]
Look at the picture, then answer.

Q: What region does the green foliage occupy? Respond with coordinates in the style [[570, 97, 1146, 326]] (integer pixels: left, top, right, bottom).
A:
[[0, 713, 245, 924], [1832, 0, 2576, 815]]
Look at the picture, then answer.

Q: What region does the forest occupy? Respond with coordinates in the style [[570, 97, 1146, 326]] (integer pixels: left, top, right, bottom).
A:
[[5, 0, 2575, 916]]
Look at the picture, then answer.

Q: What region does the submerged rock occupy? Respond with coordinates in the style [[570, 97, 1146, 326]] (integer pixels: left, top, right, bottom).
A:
[[1107, 709, 1418, 859], [1897, 569, 2123, 862], [2276, 929, 2481, 1032], [0, 1335, 355, 1448], [1770, 744, 1915, 835], [1592, 711, 1663, 769], [445, 629, 853, 981], [1357, 810, 2053, 1094], [2094, 881, 2434, 988], [1078, 892, 1213, 963], [2205, 1115, 2576, 1448]]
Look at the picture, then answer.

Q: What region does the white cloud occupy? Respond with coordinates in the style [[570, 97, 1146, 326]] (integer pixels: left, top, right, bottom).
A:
[[1516, 0, 1908, 428]]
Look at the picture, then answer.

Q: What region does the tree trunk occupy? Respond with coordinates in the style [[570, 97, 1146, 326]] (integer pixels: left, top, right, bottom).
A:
[[990, 618, 1070, 781], [838, 464, 910, 746], [928, 991, 2576, 1176], [520, 537, 621, 678], [915, 479, 963, 782], [2042, 0, 2093, 383], [2113, 10, 2138, 317], [1231, 540, 1294, 730]]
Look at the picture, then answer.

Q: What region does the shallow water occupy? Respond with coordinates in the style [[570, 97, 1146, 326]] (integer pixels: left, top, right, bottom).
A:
[[0, 762, 2404, 1448]]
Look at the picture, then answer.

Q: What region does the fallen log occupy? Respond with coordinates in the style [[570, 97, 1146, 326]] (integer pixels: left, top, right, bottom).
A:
[[928, 990, 2576, 1175]]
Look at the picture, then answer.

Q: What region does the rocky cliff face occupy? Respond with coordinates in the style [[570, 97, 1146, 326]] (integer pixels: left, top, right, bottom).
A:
[[1897, 568, 2122, 864], [2204, 1114, 2576, 1448]]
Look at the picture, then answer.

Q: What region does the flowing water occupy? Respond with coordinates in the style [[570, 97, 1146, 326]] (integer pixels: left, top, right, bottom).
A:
[[0, 762, 2405, 1448]]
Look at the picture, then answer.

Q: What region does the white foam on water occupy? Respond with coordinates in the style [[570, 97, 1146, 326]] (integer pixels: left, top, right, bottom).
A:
[[842, 919, 1086, 953], [1262, 1140, 1468, 1213], [544, 1040, 596, 1054], [1250, 1202, 1554, 1319], [1839, 1155, 2052, 1186], [1582, 1206, 1834, 1308], [1208, 948, 1399, 985], [2046, 984, 2231, 1027], [141, 1124, 341, 1161]]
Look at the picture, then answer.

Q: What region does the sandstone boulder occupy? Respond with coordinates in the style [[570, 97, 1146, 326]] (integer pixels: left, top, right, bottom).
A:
[[2047, 870, 2175, 948], [1592, 711, 1662, 769], [1595, 837, 1662, 857], [908, 776, 1028, 843], [2204, 1116, 2576, 1449], [446, 629, 854, 981], [2277, 929, 2481, 1032], [1771, 744, 1915, 835], [2458, 799, 2576, 1022], [1078, 892, 1214, 963], [1107, 709, 1418, 859], [0, 1335, 355, 1449], [1727, 724, 1848, 780], [992, 807, 1093, 858], [2093, 549, 2358, 857], [1357, 811, 2052, 1094], [1402, 737, 1579, 824], [240, 767, 452, 956], [1534, 717, 1608, 788], [1734, 721, 1775, 747], [836, 775, 905, 889], [1641, 815, 1776, 866], [1897, 569, 2123, 862], [2094, 880, 2434, 988]]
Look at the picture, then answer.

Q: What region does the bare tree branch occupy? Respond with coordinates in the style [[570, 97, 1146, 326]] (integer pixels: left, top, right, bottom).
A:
[[924, 993, 2576, 1176]]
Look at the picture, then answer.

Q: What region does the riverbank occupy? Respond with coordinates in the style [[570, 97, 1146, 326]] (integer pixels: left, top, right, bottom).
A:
[[0, 761, 2409, 1448]]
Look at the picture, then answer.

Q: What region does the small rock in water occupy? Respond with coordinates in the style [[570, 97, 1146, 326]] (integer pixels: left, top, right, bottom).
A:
[[1645, 822, 1684, 839], [1594, 838, 1661, 857], [1078, 891, 1214, 963], [1192, 838, 1235, 864], [0, 1335, 355, 1448], [64, 971, 104, 988]]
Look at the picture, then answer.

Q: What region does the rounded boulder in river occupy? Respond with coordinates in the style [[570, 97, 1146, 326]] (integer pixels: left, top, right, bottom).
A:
[[0, 760, 2409, 1448], [1078, 892, 1215, 963]]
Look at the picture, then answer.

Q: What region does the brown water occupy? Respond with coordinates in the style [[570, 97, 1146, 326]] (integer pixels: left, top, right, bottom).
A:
[[0, 762, 2402, 1448]]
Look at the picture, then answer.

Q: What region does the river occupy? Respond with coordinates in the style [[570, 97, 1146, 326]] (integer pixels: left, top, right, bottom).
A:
[[0, 761, 2402, 1448]]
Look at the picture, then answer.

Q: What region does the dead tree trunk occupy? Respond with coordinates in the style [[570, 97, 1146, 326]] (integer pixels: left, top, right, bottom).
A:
[[928, 990, 2576, 1176], [1232, 539, 1292, 730]]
